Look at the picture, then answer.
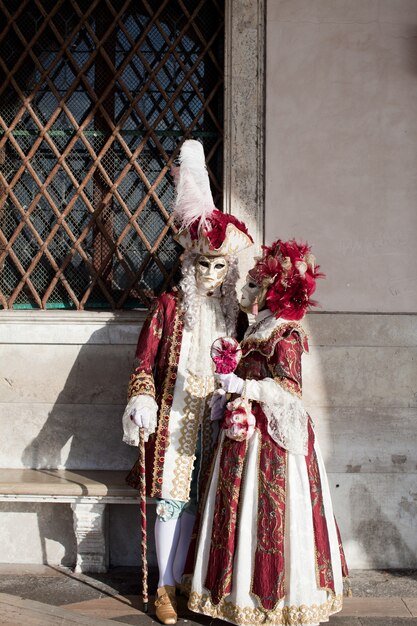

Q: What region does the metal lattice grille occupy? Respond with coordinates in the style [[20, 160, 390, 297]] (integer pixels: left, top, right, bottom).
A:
[[0, 0, 224, 309]]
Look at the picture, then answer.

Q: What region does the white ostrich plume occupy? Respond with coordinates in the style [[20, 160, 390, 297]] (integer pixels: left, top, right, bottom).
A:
[[173, 139, 216, 231]]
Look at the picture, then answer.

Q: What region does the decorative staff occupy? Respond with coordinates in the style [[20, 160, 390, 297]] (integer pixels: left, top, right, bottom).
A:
[[139, 426, 148, 613]]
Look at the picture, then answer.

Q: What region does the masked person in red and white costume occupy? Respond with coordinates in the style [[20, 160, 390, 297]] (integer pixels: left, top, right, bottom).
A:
[[122, 140, 253, 625], [188, 239, 350, 626]]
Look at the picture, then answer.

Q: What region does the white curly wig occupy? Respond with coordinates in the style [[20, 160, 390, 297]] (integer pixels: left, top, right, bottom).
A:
[[179, 251, 240, 335]]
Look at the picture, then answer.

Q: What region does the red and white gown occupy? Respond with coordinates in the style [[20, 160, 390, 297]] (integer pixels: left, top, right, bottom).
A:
[[188, 309, 349, 626]]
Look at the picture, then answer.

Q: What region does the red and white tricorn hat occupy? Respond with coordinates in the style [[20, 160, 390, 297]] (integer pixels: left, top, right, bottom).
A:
[[172, 140, 253, 256]]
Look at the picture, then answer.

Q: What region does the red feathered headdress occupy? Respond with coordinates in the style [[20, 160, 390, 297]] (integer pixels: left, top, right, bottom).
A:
[[249, 239, 324, 320]]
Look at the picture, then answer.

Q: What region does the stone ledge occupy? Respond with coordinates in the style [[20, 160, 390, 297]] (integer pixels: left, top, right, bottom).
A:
[[0, 469, 138, 499], [1, 311, 416, 346]]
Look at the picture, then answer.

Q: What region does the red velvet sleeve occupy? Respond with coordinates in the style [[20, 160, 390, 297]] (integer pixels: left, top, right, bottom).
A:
[[127, 298, 164, 400], [267, 329, 306, 397]]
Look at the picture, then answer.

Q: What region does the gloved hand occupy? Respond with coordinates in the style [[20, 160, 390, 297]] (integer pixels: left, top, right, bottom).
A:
[[130, 405, 154, 430], [209, 389, 227, 421], [216, 372, 245, 394]]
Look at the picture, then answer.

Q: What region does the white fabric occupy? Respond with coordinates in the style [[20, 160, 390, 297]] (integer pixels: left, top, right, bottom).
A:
[[172, 511, 196, 584], [243, 309, 279, 342], [132, 405, 153, 429], [209, 388, 227, 421], [217, 372, 245, 394], [161, 291, 226, 501], [190, 430, 343, 624], [244, 377, 308, 455], [122, 394, 158, 446], [187, 290, 227, 377], [155, 516, 181, 587]]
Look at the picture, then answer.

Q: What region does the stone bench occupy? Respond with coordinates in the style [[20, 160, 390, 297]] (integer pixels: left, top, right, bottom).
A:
[[0, 469, 139, 573]]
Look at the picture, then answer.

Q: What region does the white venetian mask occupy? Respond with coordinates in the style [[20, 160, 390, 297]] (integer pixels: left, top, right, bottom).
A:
[[240, 274, 267, 313], [195, 255, 228, 292]]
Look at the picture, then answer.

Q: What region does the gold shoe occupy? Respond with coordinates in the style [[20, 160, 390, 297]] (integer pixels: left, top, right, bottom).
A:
[[155, 585, 177, 625]]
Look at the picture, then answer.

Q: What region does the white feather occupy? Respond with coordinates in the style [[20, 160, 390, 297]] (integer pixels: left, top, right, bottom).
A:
[[173, 140, 215, 230]]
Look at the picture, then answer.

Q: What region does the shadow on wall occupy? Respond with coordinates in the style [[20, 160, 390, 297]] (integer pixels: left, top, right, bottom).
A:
[[18, 324, 139, 567], [350, 481, 417, 569], [405, 25, 417, 76]]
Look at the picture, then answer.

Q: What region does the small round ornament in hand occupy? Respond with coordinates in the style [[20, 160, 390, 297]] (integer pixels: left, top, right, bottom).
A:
[[210, 336, 242, 374]]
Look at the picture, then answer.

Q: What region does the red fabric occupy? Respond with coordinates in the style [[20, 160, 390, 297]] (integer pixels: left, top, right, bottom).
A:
[[240, 326, 307, 396], [251, 406, 287, 609], [335, 517, 350, 578], [126, 291, 184, 498], [305, 420, 335, 593], [204, 436, 248, 604], [189, 210, 253, 250]]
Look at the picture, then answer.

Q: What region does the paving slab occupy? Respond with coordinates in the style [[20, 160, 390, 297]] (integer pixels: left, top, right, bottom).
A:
[[403, 598, 417, 618], [350, 570, 417, 597], [65, 594, 222, 626], [339, 596, 412, 617], [0, 592, 128, 626], [1, 567, 417, 626], [64, 594, 146, 621], [326, 616, 417, 625]]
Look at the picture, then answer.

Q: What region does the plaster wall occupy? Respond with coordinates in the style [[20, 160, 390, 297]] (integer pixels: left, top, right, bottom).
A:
[[264, 0, 417, 571], [0, 312, 416, 569], [265, 0, 417, 312]]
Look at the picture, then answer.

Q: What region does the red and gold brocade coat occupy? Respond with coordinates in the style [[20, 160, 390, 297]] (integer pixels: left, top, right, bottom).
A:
[[189, 311, 349, 626], [125, 288, 232, 501]]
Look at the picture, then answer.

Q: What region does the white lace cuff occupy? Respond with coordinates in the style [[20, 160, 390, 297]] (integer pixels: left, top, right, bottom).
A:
[[244, 378, 308, 455], [122, 394, 158, 446]]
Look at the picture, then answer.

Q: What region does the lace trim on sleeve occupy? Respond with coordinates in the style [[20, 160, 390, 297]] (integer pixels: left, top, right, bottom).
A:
[[244, 378, 308, 455]]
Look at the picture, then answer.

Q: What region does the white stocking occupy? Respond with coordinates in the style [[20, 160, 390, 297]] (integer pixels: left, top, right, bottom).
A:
[[155, 517, 181, 588], [172, 512, 196, 584]]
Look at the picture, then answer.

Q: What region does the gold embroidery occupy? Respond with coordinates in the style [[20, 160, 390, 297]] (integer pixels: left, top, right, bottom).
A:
[[152, 323, 163, 340], [188, 591, 342, 625], [128, 372, 155, 399], [170, 374, 215, 500], [273, 376, 302, 398], [242, 322, 307, 357], [343, 576, 352, 597]]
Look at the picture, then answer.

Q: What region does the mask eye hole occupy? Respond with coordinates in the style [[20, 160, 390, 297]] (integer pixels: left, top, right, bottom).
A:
[[215, 263, 225, 270], [248, 282, 257, 289], [198, 260, 210, 268]]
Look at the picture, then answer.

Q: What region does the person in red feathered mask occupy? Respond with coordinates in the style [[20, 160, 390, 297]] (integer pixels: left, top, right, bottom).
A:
[[241, 238, 325, 320], [188, 239, 351, 626]]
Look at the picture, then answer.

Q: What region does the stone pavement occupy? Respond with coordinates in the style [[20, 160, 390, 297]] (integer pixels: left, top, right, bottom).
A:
[[0, 566, 416, 625]]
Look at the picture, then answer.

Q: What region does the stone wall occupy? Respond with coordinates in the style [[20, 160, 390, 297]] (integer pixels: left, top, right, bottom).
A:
[[303, 313, 417, 569], [0, 311, 143, 567], [0, 311, 415, 568]]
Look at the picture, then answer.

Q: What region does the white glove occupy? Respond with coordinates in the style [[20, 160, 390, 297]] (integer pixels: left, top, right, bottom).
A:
[[209, 389, 227, 421], [216, 372, 245, 394], [122, 395, 158, 446], [130, 405, 154, 430]]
